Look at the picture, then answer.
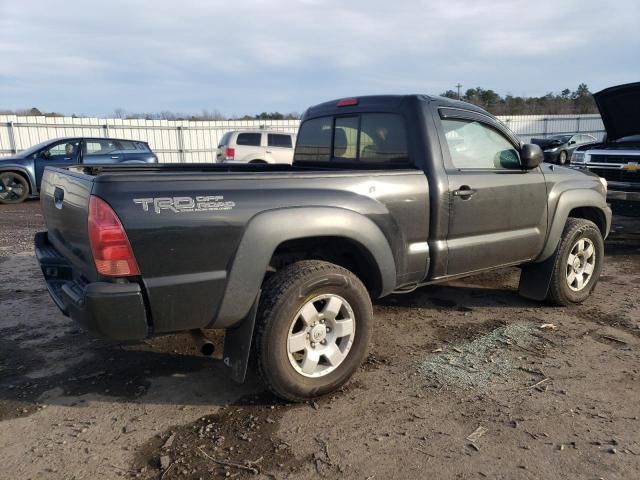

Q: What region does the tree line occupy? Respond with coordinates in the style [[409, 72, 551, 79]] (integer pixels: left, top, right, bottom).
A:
[[2, 84, 600, 119], [0, 107, 300, 121], [112, 109, 299, 121], [440, 83, 598, 115]]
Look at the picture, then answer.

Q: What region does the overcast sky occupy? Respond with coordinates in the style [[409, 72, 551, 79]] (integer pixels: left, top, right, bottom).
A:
[[1, 0, 639, 117]]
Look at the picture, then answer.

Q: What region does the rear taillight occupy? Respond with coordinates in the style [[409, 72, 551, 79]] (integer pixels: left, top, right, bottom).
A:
[[88, 196, 140, 277], [225, 147, 235, 161]]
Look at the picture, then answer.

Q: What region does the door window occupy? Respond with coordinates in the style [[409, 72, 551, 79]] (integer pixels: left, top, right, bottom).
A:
[[85, 140, 119, 156], [267, 134, 293, 148], [42, 140, 80, 159], [442, 119, 520, 169], [117, 140, 137, 151], [236, 133, 262, 146]]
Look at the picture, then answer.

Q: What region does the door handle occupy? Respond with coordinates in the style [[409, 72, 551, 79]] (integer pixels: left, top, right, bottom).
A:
[[452, 186, 477, 199], [265, 150, 272, 154], [111, 156, 120, 159]]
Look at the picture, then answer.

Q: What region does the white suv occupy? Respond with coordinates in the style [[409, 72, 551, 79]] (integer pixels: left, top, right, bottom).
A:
[[216, 130, 296, 164]]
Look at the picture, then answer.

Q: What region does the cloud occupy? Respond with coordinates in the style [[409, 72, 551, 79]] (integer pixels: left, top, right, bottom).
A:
[[0, 0, 638, 116]]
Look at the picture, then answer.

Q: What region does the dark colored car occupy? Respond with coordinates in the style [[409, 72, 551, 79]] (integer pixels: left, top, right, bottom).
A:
[[35, 94, 611, 401], [0, 137, 158, 204], [530, 133, 597, 165], [571, 82, 640, 203]]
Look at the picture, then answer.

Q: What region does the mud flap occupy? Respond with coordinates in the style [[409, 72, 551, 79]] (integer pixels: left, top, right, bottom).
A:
[[223, 291, 260, 383], [518, 256, 555, 301]]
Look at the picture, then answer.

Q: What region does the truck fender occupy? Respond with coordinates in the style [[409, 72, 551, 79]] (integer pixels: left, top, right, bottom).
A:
[[519, 188, 609, 301], [0, 165, 36, 194], [537, 188, 609, 263], [213, 207, 397, 329]]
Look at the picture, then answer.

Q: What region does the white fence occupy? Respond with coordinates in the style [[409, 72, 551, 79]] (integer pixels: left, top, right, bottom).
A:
[[499, 114, 604, 143], [0, 114, 604, 164]]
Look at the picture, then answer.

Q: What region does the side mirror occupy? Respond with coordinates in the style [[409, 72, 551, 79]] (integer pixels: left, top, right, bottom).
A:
[[569, 140, 576, 145], [520, 144, 543, 169]]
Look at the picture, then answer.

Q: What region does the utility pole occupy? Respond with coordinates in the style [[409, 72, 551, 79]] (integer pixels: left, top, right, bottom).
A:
[[456, 83, 462, 100]]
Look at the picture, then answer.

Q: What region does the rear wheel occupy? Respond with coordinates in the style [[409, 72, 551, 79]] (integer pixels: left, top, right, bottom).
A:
[[254, 260, 372, 401], [547, 218, 604, 305], [0, 172, 29, 204]]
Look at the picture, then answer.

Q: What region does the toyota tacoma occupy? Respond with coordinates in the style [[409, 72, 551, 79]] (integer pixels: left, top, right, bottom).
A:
[[35, 95, 611, 401]]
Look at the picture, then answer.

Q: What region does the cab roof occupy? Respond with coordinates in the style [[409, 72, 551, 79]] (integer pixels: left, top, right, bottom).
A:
[[303, 94, 492, 119]]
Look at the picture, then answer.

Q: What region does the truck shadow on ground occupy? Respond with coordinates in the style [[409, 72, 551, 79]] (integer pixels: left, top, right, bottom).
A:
[[378, 282, 538, 310], [0, 329, 262, 418]]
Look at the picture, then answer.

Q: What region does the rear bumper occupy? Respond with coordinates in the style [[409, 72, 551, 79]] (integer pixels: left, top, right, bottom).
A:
[[35, 231, 149, 340]]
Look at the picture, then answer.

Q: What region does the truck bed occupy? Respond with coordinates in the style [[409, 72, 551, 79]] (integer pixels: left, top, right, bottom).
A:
[[39, 163, 430, 336]]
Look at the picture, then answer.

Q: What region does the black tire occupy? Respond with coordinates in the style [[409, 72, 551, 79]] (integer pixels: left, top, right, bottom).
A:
[[249, 159, 267, 164], [0, 172, 30, 204], [546, 218, 604, 306], [254, 260, 372, 402], [558, 150, 568, 165]]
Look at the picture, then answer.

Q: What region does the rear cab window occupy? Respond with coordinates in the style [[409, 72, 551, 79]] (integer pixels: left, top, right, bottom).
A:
[[236, 133, 262, 147], [294, 113, 410, 167]]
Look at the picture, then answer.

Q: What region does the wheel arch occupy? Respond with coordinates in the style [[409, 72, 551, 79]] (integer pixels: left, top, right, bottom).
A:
[[268, 235, 384, 297], [0, 167, 35, 195], [537, 189, 610, 263], [212, 207, 396, 329]]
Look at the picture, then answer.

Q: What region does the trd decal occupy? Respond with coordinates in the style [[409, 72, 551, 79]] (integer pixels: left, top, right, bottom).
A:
[[133, 196, 235, 214]]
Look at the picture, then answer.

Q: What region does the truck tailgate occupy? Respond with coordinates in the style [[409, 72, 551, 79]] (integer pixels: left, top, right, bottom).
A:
[[40, 167, 98, 280]]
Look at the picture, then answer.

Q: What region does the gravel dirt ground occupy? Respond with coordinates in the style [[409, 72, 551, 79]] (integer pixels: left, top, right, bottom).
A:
[[1, 200, 639, 480]]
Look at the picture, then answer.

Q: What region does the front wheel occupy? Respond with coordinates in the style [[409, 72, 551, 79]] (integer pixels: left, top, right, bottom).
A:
[[0, 172, 29, 204], [254, 260, 372, 401], [558, 150, 568, 165], [547, 218, 604, 305]]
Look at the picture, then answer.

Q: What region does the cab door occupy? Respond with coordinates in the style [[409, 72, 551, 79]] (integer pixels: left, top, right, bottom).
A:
[[436, 109, 548, 276], [34, 139, 81, 188]]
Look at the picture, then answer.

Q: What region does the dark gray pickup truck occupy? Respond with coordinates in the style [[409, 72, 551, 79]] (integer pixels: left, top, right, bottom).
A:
[[35, 95, 611, 401]]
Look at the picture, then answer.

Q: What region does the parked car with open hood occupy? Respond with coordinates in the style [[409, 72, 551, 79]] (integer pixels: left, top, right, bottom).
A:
[[531, 133, 597, 165], [0, 137, 158, 204], [571, 82, 640, 203]]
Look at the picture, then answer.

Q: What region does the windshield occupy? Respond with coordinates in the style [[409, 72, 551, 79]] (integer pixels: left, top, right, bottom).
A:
[[16, 139, 55, 157], [549, 135, 572, 143]]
